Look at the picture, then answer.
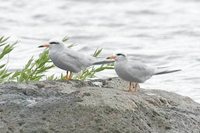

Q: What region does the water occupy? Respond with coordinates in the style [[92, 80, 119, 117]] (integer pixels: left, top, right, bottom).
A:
[[0, 0, 200, 102]]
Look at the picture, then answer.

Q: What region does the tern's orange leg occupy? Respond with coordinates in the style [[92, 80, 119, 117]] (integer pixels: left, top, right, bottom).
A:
[[128, 82, 132, 92], [132, 83, 140, 92], [135, 83, 140, 92], [132, 83, 135, 92], [130, 82, 136, 92], [65, 71, 70, 80], [69, 72, 73, 80]]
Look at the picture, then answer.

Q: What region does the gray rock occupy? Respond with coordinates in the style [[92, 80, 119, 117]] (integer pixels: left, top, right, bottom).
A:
[[0, 78, 199, 133]]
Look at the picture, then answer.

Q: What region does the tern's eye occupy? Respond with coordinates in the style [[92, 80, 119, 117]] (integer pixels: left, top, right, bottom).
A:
[[49, 42, 60, 45]]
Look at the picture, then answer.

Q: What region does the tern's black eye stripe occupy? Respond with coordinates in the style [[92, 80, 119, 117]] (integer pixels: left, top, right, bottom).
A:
[[49, 42, 60, 44], [116, 53, 125, 57]]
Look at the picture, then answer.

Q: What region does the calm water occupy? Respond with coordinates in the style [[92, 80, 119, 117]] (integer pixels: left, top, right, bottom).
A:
[[0, 0, 200, 102]]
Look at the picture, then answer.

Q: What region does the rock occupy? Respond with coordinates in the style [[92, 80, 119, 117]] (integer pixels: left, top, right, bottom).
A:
[[0, 78, 199, 133]]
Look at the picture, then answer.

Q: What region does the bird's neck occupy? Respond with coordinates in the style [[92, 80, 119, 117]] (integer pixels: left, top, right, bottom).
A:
[[116, 58, 127, 62], [115, 59, 127, 64], [50, 45, 64, 52]]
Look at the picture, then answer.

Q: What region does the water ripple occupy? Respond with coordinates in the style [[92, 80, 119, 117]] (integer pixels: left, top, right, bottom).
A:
[[0, 0, 200, 103]]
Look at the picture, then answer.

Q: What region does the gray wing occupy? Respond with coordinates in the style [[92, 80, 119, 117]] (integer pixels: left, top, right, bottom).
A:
[[51, 47, 93, 72], [55, 47, 113, 72], [126, 61, 155, 82]]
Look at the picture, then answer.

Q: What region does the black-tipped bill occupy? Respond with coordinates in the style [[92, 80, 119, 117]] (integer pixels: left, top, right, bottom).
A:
[[38, 44, 49, 48]]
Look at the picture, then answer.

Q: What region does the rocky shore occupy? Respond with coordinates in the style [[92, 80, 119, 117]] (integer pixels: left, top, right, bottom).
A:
[[0, 78, 200, 133]]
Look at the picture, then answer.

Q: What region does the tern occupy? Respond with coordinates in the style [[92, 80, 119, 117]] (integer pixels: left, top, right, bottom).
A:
[[107, 53, 181, 92], [39, 39, 113, 80]]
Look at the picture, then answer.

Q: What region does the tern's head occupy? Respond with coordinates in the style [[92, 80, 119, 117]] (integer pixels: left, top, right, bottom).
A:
[[38, 39, 64, 49], [106, 53, 127, 61]]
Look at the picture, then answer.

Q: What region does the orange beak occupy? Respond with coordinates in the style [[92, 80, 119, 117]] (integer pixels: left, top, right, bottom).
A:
[[106, 55, 117, 60], [38, 43, 49, 48]]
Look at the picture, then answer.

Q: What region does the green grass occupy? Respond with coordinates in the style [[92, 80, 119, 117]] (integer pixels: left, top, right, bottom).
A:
[[11, 50, 54, 82], [0, 37, 16, 82]]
